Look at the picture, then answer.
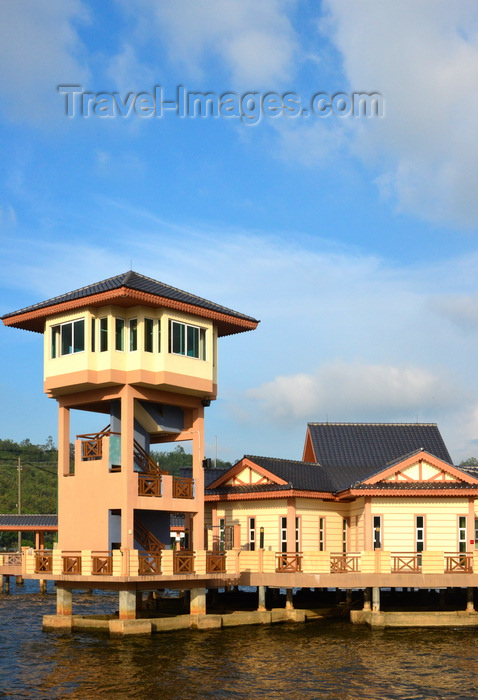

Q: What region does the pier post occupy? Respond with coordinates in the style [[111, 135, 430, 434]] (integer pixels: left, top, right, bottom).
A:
[[56, 587, 72, 615], [466, 587, 475, 612], [372, 587, 380, 612], [39, 579, 47, 594], [285, 588, 294, 610], [119, 589, 138, 620], [346, 589, 352, 605], [190, 587, 207, 615], [363, 588, 372, 611], [257, 585, 267, 611], [4, 576, 10, 595]]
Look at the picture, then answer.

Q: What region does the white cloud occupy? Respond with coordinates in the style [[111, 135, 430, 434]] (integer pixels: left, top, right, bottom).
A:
[[246, 361, 464, 424], [123, 0, 299, 88], [0, 0, 89, 124], [321, 0, 478, 227]]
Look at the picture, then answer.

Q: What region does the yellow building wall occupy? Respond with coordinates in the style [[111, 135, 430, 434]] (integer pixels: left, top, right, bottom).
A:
[[371, 497, 471, 551]]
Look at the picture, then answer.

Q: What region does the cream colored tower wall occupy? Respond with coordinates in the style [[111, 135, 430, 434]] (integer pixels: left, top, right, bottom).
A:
[[371, 497, 472, 551], [44, 306, 216, 390]]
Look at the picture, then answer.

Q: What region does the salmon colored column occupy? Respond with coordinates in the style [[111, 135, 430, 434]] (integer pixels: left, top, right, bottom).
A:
[[191, 406, 205, 551], [120, 385, 135, 549], [57, 403, 70, 477], [468, 497, 475, 550], [287, 498, 296, 552]]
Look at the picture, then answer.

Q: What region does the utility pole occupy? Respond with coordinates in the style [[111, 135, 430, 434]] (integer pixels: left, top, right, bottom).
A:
[[17, 457, 21, 552]]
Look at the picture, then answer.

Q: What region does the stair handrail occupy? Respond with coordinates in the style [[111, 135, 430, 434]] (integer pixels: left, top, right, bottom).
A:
[[134, 439, 168, 476]]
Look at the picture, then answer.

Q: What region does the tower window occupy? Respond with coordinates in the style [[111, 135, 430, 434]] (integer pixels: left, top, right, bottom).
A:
[[51, 319, 85, 358], [169, 320, 206, 359]]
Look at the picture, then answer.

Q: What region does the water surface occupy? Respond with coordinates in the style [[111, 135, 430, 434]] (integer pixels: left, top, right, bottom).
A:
[[1, 581, 477, 699]]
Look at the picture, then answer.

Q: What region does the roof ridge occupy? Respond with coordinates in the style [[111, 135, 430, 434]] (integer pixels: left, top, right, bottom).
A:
[[244, 454, 319, 467], [307, 422, 438, 427]]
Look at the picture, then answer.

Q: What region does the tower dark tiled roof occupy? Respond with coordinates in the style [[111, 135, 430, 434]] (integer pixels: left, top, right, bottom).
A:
[[2, 270, 259, 336]]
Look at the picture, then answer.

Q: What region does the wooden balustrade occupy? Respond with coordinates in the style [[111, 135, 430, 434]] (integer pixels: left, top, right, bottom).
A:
[[138, 475, 162, 497], [62, 552, 82, 575], [173, 551, 195, 574], [445, 552, 473, 573], [391, 552, 421, 573], [34, 550, 53, 573], [206, 552, 226, 573], [2, 553, 21, 566], [91, 552, 113, 575], [330, 553, 360, 573], [173, 477, 194, 499], [275, 552, 302, 573], [138, 552, 161, 575], [77, 426, 115, 461]]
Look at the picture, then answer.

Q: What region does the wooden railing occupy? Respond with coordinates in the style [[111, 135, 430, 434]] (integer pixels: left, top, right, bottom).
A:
[[173, 551, 195, 574], [62, 552, 82, 575], [206, 552, 226, 573], [77, 426, 113, 461], [34, 550, 53, 573], [91, 552, 113, 575], [445, 552, 473, 573], [1, 553, 22, 566], [173, 477, 194, 499], [138, 475, 162, 497], [134, 440, 167, 476], [330, 553, 360, 573], [134, 521, 165, 554], [391, 552, 421, 573], [138, 552, 161, 575], [275, 552, 302, 573]]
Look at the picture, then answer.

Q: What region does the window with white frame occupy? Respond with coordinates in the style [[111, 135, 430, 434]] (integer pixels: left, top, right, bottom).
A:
[[280, 516, 287, 552], [373, 515, 382, 550], [342, 518, 348, 553], [115, 318, 125, 351], [415, 516, 424, 552], [129, 319, 138, 351], [249, 517, 255, 551], [100, 317, 108, 352], [144, 318, 154, 353], [459, 516, 467, 553], [169, 320, 206, 359], [51, 319, 85, 358], [295, 516, 301, 552], [319, 517, 325, 551]]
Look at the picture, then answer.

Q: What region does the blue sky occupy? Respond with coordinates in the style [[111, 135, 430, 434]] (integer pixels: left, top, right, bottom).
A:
[[2, 1, 478, 464]]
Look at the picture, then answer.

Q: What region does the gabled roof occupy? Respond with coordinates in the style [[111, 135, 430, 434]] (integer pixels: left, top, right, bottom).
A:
[[205, 455, 335, 498], [304, 422, 452, 471], [2, 270, 259, 336]]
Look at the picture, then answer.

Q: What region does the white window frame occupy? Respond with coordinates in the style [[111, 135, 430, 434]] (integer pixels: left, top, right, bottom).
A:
[[51, 318, 85, 358], [169, 320, 206, 360], [248, 517, 255, 551]]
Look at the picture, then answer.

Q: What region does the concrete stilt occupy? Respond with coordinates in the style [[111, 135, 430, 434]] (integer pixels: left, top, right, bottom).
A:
[[39, 579, 47, 594], [345, 589, 352, 605], [285, 588, 294, 610], [439, 588, 446, 609], [56, 587, 72, 615], [466, 587, 475, 612], [190, 587, 207, 615], [372, 587, 380, 612], [16, 576, 24, 585], [0, 574, 4, 594], [119, 589, 138, 620], [257, 585, 267, 611], [363, 587, 372, 611], [4, 576, 10, 595]]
